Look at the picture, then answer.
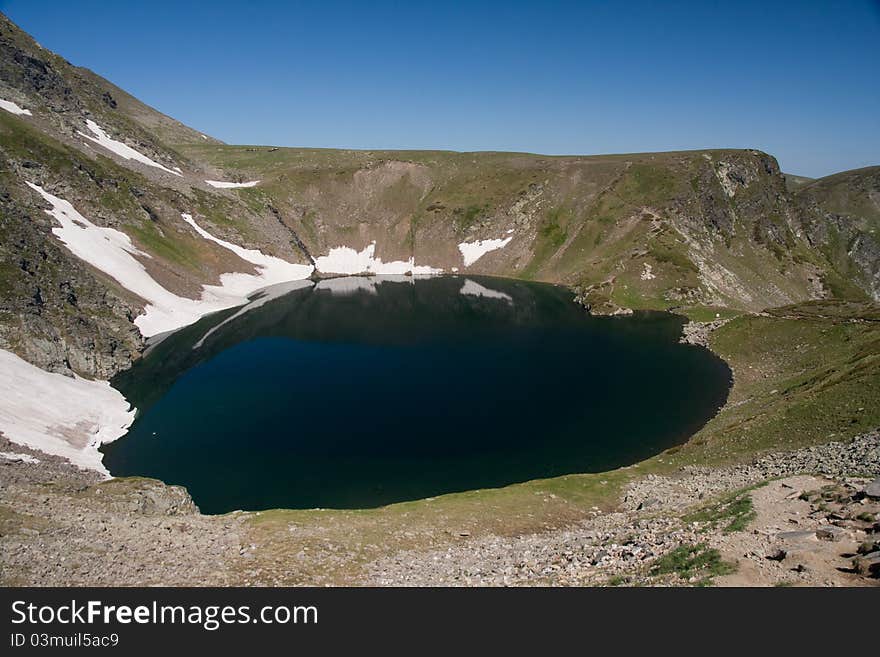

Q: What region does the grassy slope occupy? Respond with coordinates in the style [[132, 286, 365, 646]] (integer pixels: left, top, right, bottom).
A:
[[793, 166, 880, 300]]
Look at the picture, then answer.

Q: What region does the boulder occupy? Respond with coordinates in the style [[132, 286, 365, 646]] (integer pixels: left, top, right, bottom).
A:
[[815, 526, 848, 542], [852, 551, 880, 576]]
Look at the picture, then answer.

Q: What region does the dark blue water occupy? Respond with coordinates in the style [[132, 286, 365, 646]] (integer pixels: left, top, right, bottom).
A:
[[103, 276, 731, 513]]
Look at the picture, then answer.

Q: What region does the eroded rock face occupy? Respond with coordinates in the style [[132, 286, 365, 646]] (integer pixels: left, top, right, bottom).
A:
[[91, 478, 201, 516], [0, 191, 143, 379], [795, 166, 880, 302], [0, 18, 80, 115]]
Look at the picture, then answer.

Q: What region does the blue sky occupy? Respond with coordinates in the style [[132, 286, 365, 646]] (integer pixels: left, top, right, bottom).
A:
[[3, 0, 879, 177]]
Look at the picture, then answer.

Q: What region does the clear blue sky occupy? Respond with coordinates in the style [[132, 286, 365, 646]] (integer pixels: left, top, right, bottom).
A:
[[3, 0, 879, 177]]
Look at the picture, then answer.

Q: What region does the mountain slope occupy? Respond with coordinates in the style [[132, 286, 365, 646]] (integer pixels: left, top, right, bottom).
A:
[[794, 166, 880, 300]]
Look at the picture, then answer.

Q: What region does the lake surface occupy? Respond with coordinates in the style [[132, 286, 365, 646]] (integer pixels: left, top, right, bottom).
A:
[[103, 275, 731, 513]]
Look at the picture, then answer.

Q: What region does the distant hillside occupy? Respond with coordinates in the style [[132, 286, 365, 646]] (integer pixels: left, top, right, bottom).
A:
[[784, 173, 814, 191]]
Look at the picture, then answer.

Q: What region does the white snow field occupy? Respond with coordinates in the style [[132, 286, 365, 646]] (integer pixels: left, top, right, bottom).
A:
[[79, 120, 182, 176], [205, 180, 260, 189], [0, 98, 32, 115], [141, 214, 314, 334], [0, 349, 135, 475], [457, 236, 513, 267], [460, 278, 513, 303], [26, 183, 314, 337], [314, 242, 442, 275]]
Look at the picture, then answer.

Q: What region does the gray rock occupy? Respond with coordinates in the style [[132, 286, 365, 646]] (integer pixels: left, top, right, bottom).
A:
[[766, 548, 787, 561], [777, 530, 818, 543], [852, 551, 880, 576], [815, 526, 848, 542], [865, 477, 880, 499]]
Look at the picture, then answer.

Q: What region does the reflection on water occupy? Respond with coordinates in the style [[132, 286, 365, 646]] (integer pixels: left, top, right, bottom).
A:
[[104, 275, 731, 513]]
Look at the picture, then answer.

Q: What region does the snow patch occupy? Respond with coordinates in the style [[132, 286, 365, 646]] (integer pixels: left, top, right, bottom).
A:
[[26, 183, 313, 337], [205, 180, 260, 189], [0, 98, 32, 116], [0, 349, 135, 475], [0, 451, 40, 464], [458, 236, 513, 267], [79, 120, 182, 176], [460, 279, 513, 303], [314, 242, 442, 275]]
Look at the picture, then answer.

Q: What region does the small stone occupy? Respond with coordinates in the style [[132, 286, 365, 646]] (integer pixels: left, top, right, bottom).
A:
[[766, 548, 787, 561]]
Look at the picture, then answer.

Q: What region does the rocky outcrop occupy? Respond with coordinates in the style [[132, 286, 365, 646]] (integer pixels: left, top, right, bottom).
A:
[[0, 436, 244, 586], [795, 166, 880, 301], [679, 318, 731, 348], [0, 188, 143, 378]]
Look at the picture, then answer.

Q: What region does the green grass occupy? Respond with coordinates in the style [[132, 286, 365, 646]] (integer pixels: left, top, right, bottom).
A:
[[241, 469, 631, 584], [619, 164, 678, 203], [674, 306, 743, 322], [453, 204, 489, 232], [684, 484, 763, 533], [652, 302, 880, 467], [539, 207, 569, 248], [126, 221, 201, 271], [521, 206, 571, 278], [648, 241, 699, 273], [649, 544, 737, 584]]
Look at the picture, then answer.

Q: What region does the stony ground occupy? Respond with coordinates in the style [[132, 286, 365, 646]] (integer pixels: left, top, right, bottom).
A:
[[0, 437, 248, 586], [362, 431, 880, 586], [2, 431, 878, 586]]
